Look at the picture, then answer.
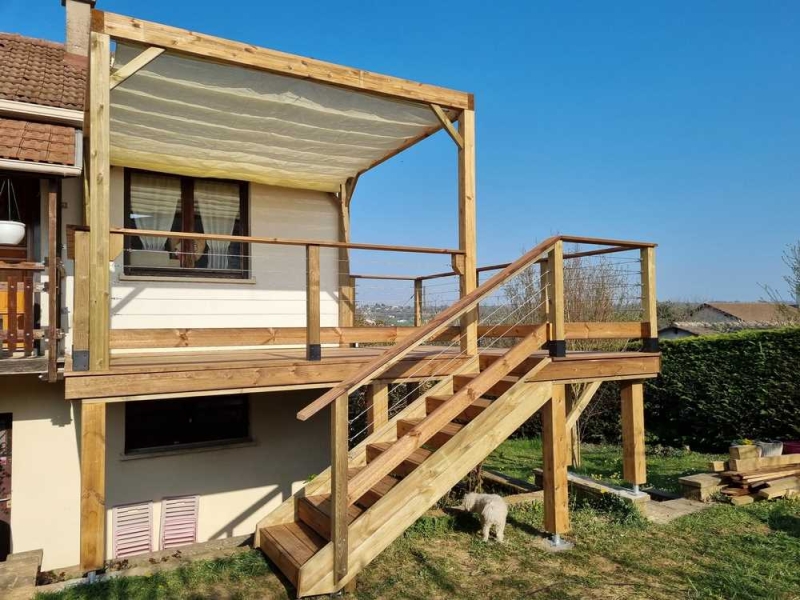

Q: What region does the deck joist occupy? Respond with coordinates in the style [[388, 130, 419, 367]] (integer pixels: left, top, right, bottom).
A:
[[63, 347, 659, 401]]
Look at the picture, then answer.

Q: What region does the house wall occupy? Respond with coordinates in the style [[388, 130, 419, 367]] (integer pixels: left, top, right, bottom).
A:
[[59, 166, 342, 352], [0, 378, 329, 571]]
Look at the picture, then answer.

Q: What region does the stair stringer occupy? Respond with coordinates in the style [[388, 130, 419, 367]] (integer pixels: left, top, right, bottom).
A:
[[253, 376, 454, 547], [297, 379, 554, 597]]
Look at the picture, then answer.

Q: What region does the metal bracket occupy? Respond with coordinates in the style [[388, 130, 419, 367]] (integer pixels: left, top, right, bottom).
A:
[[549, 340, 566, 358], [73, 349, 89, 371], [642, 337, 660, 352], [307, 344, 322, 361]]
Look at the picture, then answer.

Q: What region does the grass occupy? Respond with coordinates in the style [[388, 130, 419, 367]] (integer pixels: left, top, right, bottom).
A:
[[37, 441, 800, 600]]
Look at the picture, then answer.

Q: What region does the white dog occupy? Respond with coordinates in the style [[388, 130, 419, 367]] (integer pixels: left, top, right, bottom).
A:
[[457, 492, 508, 543]]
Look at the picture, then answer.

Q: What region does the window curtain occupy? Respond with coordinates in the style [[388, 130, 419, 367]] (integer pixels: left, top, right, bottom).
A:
[[129, 173, 181, 253], [195, 181, 240, 270]]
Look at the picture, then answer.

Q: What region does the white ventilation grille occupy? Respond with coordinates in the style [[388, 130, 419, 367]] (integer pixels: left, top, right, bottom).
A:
[[160, 495, 199, 550], [112, 502, 153, 559]]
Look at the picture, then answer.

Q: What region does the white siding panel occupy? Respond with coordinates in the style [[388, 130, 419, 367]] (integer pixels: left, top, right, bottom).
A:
[[107, 168, 340, 337]]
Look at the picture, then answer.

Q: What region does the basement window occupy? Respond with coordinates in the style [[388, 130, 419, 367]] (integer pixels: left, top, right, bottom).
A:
[[124, 395, 250, 455], [124, 169, 250, 278]]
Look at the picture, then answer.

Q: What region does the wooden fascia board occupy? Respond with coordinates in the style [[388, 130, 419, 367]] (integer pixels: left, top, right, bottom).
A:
[[92, 10, 473, 110]]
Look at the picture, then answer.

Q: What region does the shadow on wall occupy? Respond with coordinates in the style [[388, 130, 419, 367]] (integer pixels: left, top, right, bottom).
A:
[[103, 389, 331, 544]]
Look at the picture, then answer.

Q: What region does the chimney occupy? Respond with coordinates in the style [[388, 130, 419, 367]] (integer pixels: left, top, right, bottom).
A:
[[61, 0, 96, 57]]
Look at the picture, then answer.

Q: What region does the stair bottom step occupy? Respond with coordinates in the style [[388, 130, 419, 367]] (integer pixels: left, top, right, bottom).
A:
[[259, 521, 326, 586]]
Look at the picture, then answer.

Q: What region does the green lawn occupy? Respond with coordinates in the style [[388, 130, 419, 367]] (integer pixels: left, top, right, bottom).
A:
[[38, 441, 800, 600]]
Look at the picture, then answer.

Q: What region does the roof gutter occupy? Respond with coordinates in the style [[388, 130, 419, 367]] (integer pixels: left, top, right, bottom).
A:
[[0, 98, 84, 127], [0, 158, 82, 177]]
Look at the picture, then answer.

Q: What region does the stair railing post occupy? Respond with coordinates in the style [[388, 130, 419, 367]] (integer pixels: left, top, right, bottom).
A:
[[331, 393, 349, 583], [640, 247, 659, 352], [306, 244, 321, 360], [547, 240, 566, 358], [413, 278, 423, 327]]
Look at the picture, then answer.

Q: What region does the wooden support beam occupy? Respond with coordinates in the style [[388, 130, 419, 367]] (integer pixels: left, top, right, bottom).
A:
[[46, 179, 59, 381], [80, 402, 106, 572], [542, 383, 569, 536], [109, 46, 165, 89], [88, 32, 111, 372], [547, 241, 565, 357], [72, 231, 91, 371], [566, 386, 580, 467], [330, 394, 349, 582], [337, 183, 354, 345], [306, 245, 321, 360], [366, 382, 389, 435], [93, 10, 473, 110], [430, 104, 464, 148], [458, 109, 478, 356], [640, 247, 658, 351], [565, 380, 602, 430], [413, 279, 423, 327], [620, 381, 646, 485]]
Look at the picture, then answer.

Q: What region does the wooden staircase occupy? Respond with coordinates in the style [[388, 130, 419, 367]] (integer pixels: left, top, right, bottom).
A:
[[258, 328, 554, 597]]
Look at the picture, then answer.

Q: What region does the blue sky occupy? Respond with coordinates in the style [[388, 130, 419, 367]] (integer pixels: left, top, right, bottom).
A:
[[3, 0, 799, 301]]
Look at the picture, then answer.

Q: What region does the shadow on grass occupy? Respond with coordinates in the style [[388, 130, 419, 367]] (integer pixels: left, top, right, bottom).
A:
[[408, 548, 460, 596], [768, 507, 800, 538]]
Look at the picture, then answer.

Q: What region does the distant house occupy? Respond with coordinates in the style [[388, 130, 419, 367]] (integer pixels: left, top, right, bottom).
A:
[[659, 302, 800, 339]]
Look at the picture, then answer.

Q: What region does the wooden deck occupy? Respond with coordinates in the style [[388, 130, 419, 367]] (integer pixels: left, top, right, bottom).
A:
[[63, 345, 659, 401]]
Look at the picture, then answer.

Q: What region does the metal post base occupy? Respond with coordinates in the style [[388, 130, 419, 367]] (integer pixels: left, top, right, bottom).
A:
[[544, 533, 574, 552], [632, 484, 640, 495]]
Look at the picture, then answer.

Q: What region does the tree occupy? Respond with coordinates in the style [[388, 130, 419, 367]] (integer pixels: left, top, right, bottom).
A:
[[762, 241, 800, 323]]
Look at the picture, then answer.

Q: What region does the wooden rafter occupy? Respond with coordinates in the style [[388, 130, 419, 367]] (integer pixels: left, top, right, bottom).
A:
[[110, 46, 165, 90], [92, 10, 473, 110], [430, 104, 464, 148]]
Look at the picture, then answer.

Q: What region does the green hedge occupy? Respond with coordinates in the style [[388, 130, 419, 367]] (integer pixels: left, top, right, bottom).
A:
[[645, 328, 800, 450]]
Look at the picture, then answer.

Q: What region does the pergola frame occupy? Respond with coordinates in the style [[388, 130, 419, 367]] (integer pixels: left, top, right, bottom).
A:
[[81, 11, 477, 572]]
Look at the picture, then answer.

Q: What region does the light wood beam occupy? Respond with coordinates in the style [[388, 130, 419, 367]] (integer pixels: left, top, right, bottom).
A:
[[46, 179, 59, 382], [413, 279, 423, 327], [72, 231, 90, 370], [565, 380, 602, 430], [547, 241, 565, 357], [458, 109, 478, 356], [330, 393, 349, 582], [306, 245, 321, 360], [92, 11, 473, 110], [337, 183, 354, 345], [80, 402, 106, 571], [542, 383, 569, 536], [109, 46, 165, 89], [621, 381, 646, 485], [88, 32, 111, 372], [366, 382, 390, 435], [430, 104, 464, 148], [640, 247, 658, 351]]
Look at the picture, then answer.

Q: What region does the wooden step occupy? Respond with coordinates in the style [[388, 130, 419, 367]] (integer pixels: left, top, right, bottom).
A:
[[452, 374, 518, 397], [259, 521, 326, 586], [366, 442, 432, 477], [297, 495, 365, 541], [355, 473, 402, 509], [397, 418, 463, 449], [426, 394, 492, 422]]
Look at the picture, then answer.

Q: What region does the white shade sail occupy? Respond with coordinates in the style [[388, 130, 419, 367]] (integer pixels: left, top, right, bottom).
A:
[[110, 43, 445, 191]]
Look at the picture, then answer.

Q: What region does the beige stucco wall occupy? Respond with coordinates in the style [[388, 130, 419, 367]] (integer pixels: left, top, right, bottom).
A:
[[0, 376, 81, 571], [0, 379, 329, 571]]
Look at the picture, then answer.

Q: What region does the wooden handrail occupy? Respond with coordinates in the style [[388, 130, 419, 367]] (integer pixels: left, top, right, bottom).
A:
[[111, 227, 463, 256], [296, 236, 561, 421]]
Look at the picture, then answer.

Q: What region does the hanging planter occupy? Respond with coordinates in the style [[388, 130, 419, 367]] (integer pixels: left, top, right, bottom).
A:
[[0, 179, 25, 245]]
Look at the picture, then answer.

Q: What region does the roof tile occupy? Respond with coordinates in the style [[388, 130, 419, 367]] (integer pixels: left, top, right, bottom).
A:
[[0, 33, 86, 111], [0, 117, 76, 166]]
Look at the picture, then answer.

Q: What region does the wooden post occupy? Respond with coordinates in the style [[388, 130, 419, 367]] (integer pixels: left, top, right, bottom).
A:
[[458, 109, 478, 356], [539, 258, 550, 333], [542, 383, 569, 538], [547, 241, 565, 357], [72, 231, 91, 371], [640, 247, 658, 352], [46, 179, 59, 381], [621, 381, 646, 488], [566, 386, 580, 467], [88, 31, 111, 372], [366, 382, 389, 434], [306, 244, 321, 360], [22, 272, 34, 356], [413, 279, 423, 327], [330, 394, 349, 583], [80, 401, 106, 572], [337, 182, 354, 344]]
